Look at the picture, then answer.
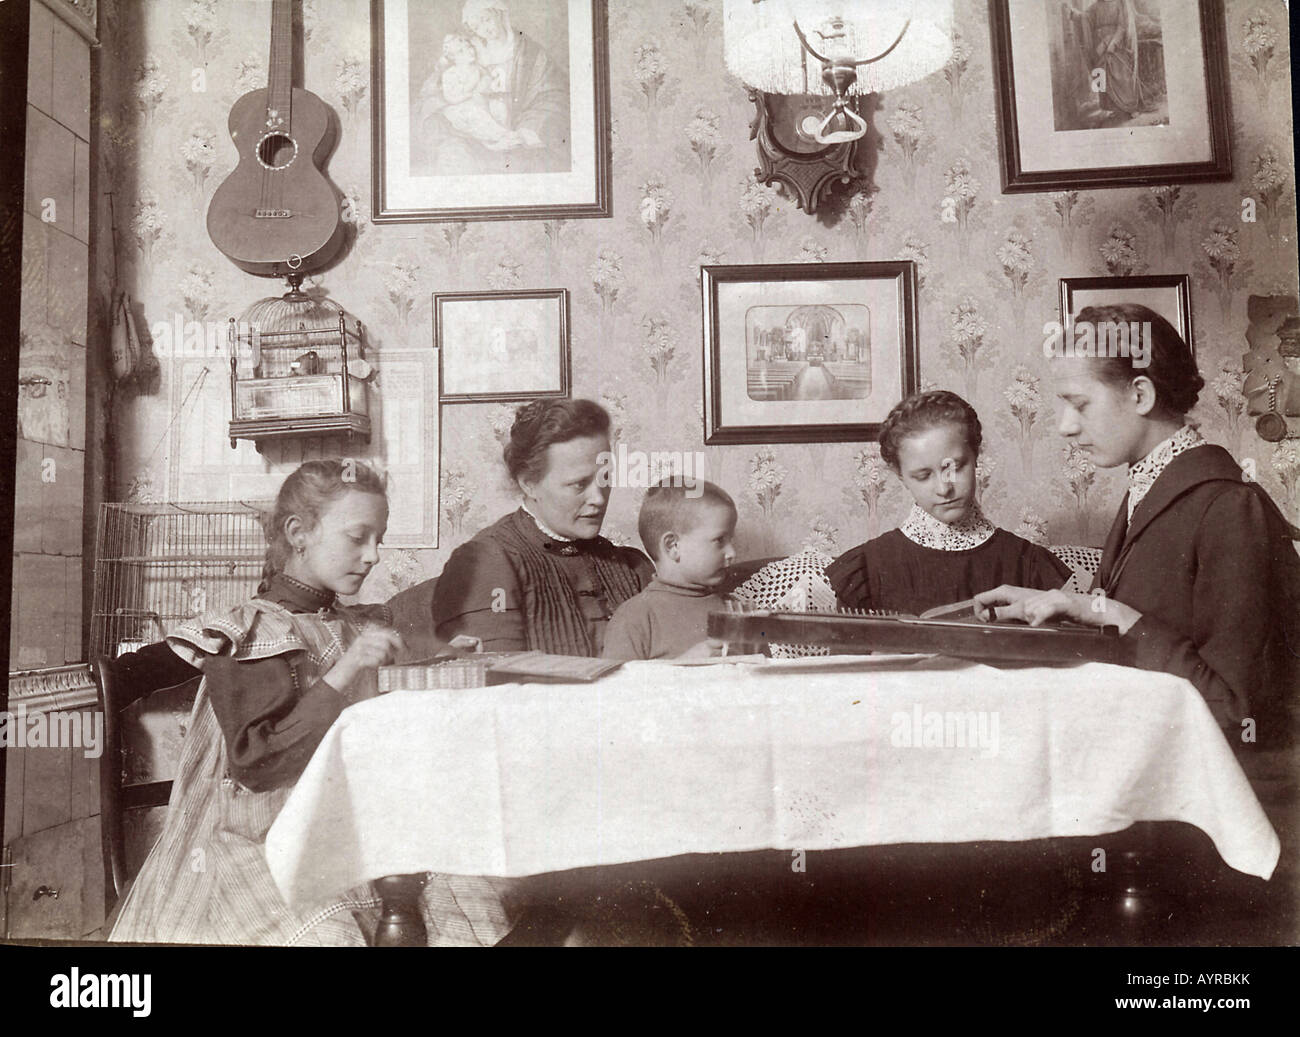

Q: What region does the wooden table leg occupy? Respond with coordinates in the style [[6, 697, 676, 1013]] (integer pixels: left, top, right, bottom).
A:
[[1099, 826, 1184, 942], [372, 874, 429, 947]]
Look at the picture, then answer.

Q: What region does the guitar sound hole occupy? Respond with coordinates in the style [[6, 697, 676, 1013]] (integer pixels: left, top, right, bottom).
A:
[[258, 133, 297, 170]]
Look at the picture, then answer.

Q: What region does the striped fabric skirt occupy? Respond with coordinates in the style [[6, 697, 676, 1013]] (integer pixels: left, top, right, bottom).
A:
[[109, 685, 514, 947]]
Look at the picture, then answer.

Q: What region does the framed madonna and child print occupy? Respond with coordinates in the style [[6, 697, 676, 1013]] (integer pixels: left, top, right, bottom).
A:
[[989, 0, 1232, 192], [371, 0, 612, 222], [702, 262, 920, 445]]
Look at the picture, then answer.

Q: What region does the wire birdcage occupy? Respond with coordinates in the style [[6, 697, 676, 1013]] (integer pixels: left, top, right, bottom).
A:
[[90, 501, 273, 658], [228, 287, 371, 449]]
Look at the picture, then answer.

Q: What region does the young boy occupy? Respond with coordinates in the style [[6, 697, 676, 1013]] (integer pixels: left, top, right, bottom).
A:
[[601, 479, 737, 661]]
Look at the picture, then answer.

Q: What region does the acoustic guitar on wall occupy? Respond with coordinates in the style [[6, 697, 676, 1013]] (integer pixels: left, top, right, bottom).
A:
[[207, 0, 343, 277]]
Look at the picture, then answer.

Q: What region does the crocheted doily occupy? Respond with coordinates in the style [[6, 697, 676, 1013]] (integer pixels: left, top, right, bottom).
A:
[[732, 547, 836, 657], [1046, 545, 1101, 594]]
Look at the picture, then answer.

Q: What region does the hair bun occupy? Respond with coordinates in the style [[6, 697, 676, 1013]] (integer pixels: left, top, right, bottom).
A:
[[502, 398, 612, 484], [510, 400, 549, 443]]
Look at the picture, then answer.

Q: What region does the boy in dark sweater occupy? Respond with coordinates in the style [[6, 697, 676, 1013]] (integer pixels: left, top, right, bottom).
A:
[[602, 479, 737, 660]]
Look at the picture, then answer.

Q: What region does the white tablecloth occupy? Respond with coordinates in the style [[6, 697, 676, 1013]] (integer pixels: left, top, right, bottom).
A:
[[265, 656, 1281, 908]]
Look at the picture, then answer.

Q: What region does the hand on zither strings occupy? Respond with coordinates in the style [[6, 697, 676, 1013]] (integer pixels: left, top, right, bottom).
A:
[[973, 585, 1143, 633]]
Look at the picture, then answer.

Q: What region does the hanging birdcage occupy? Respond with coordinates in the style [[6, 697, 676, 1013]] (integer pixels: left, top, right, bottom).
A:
[[90, 500, 272, 657], [228, 283, 372, 450]]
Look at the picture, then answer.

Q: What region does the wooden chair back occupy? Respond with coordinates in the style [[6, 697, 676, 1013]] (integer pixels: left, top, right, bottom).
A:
[[93, 654, 201, 913]]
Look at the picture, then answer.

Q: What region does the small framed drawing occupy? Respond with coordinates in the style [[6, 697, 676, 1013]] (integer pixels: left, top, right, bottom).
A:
[[1060, 274, 1194, 354], [435, 288, 570, 403], [702, 262, 919, 445], [989, 0, 1232, 192], [371, 0, 611, 222]]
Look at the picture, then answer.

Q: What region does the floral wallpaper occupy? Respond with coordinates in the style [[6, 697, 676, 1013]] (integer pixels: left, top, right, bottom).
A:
[[91, 0, 1299, 603]]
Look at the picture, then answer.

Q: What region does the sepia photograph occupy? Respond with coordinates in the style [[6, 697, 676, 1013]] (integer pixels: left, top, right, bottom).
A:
[[1048, 0, 1170, 132], [1, 0, 1298, 1014], [408, 0, 573, 179]]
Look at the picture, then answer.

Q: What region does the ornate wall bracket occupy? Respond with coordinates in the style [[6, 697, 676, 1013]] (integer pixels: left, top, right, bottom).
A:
[[748, 90, 862, 214]]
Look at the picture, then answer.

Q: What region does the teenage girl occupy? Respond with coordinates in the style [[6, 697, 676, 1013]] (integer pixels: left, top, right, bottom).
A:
[[109, 459, 514, 945], [826, 390, 1072, 615], [975, 304, 1300, 742]]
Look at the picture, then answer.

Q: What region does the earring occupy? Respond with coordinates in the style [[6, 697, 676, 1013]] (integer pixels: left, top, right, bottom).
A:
[[294, 543, 305, 556]]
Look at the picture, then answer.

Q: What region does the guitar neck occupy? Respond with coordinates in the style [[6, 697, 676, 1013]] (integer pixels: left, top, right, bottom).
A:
[[267, 0, 294, 125]]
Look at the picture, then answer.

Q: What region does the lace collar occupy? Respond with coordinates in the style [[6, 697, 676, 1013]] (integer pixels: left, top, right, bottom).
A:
[[521, 503, 573, 542], [899, 502, 996, 551], [1127, 425, 1206, 520]]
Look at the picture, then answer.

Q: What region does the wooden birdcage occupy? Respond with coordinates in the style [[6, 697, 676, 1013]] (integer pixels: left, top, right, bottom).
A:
[[228, 285, 371, 450], [90, 501, 272, 658]]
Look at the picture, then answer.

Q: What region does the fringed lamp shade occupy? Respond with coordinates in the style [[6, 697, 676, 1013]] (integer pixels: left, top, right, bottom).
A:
[[723, 0, 954, 96]]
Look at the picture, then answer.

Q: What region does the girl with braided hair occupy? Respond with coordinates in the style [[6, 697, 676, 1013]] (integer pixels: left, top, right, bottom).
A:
[[826, 390, 1071, 615]]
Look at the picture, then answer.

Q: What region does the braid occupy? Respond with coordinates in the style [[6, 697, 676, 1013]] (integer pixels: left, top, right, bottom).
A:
[[878, 390, 982, 471]]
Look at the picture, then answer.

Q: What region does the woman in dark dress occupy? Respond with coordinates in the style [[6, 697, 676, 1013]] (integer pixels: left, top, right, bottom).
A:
[[827, 390, 1070, 614], [433, 399, 686, 944], [977, 305, 1300, 744], [433, 398, 653, 656]]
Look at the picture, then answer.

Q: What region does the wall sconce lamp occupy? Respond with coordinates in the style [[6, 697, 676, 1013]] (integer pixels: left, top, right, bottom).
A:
[[724, 0, 953, 211]]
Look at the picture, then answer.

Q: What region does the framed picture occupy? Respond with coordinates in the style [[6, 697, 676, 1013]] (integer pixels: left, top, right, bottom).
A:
[[435, 288, 570, 403], [371, 0, 611, 222], [1060, 274, 1194, 353], [702, 262, 919, 445], [989, 0, 1232, 192]]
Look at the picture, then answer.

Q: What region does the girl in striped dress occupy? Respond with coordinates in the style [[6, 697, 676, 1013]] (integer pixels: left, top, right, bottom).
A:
[[110, 459, 514, 945]]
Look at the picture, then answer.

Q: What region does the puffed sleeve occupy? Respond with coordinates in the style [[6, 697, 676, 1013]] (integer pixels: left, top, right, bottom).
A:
[[1023, 543, 1073, 591], [432, 536, 528, 652], [205, 656, 348, 792], [108, 642, 202, 708], [825, 545, 872, 610], [1122, 486, 1293, 734]]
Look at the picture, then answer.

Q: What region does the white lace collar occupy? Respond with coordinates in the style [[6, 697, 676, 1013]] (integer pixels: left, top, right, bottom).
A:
[[899, 502, 996, 551], [521, 503, 573, 542], [1127, 425, 1206, 520]]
